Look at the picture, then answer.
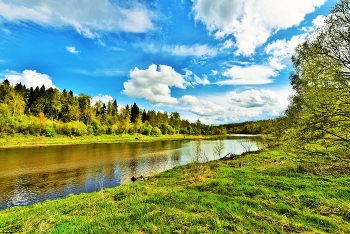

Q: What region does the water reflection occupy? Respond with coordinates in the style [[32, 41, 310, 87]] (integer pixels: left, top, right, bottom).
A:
[[0, 138, 258, 209]]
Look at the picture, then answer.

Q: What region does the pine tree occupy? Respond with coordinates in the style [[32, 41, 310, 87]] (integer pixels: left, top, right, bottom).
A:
[[130, 102, 139, 123]]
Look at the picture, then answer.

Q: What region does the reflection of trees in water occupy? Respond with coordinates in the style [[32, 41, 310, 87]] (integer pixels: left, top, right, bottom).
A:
[[129, 158, 138, 176], [170, 151, 181, 162]]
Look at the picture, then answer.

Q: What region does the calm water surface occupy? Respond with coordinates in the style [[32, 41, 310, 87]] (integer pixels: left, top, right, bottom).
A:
[[0, 138, 258, 210]]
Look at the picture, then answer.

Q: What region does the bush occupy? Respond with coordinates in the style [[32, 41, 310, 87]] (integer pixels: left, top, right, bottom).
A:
[[54, 121, 67, 135], [45, 126, 56, 137], [67, 121, 87, 136], [141, 125, 152, 136], [151, 127, 161, 136]]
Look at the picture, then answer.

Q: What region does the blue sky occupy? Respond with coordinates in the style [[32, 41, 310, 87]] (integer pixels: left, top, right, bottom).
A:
[[0, 0, 334, 124]]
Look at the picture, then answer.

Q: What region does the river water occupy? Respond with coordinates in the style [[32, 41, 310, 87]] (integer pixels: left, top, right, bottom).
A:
[[0, 137, 258, 210]]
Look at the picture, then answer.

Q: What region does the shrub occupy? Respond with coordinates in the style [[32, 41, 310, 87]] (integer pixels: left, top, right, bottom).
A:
[[45, 126, 56, 137], [67, 121, 87, 136], [151, 127, 161, 136]]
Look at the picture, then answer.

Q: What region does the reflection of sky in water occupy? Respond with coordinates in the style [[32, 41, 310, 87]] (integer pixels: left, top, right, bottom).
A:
[[0, 138, 258, 210]]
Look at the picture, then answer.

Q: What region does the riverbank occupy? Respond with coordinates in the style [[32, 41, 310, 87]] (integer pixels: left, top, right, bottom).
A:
[[0, 147, 349, 233], [0, 133, 218, 148]]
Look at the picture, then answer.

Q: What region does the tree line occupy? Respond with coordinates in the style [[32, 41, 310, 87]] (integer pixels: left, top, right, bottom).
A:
[[224, 118, 284, 137], [0, 80, 227, 137]]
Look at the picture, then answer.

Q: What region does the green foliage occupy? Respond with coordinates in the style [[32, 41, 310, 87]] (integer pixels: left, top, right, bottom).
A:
[[45, 126, 56, 137], [151, 127, 162, 136], [140, 124, 152, 136], [283, 0, 350, 157], [66, 121, 88, 136]]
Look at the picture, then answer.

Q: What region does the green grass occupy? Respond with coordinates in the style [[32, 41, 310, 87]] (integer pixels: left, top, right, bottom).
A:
[[0, 147, 349, 233], [0, 133, 210, 148]]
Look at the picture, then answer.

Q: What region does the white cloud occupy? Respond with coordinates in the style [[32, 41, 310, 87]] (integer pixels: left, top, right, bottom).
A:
[[192, 0, 326, 55], [123, 64, 186, 105], [221, 39, 235, 50], [4, 70, 55, 88], [211, 70, 218, 75], [225, 89, 287, 118], [265, 34, 306, 70], [227, 89, 279, 108], [65, 46, 80, 54], [92, 94, 114, 105], [136, 43, 217, 58], [193, 74, 210, 85], [0, 0, 155, 40], [219, 65, 277, 85], [68, 68, 124, 77], [312, 15, 326, 28], [179, 95, 226, 116], [163, 44, 217, 57]]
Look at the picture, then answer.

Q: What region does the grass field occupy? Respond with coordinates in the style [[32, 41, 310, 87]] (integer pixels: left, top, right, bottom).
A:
[[0, 147, 349, 233]]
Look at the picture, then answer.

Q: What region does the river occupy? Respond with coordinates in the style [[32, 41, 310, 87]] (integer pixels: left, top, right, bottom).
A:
[[0, 137, 258, 210]]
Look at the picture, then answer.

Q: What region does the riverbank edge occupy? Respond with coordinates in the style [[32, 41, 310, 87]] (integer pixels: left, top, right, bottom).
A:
[[0, 146, 349, 233], [0, 133, 229, 149]]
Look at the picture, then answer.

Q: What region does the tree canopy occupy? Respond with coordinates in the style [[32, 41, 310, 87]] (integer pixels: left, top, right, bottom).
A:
[[283, 0, 350, 157]]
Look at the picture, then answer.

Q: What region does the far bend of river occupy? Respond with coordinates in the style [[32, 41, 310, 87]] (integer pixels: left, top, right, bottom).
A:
[[0, 137, 258, 210]]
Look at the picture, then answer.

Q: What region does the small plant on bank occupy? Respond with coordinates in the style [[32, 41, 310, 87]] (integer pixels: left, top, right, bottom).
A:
[[213, 139, 225, 159], [238, 138, 255, 153]]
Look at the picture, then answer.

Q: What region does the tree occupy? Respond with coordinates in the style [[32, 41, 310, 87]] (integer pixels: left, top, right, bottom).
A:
[[196, 119, 202, 135], [130, 102, 139, 123], [311, 0, 350, 78], [142, 109, 148, 123], [0, 103, 9, 134], [45, 88, 62, 121], [8, 89, 25, 117], [170, 112, 181, 134], [78, 94, 92, 125], [283, 0, 350, 157]]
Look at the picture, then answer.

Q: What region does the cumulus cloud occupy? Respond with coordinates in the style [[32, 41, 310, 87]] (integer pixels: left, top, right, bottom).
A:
[[4, 69, 56, 88], [0, 0, 155, 40], [265, 34, 306, 70], [219, 65, 277, 85], [225, 89, 286, 118], [92, 94, 114, 105], [65, 46, 80, 54], [123, 64, 186, 105], [192, 0, 326, 55], [312, 15, 326, 28], [227, 89, 279, 108], [179, 95, 226, 116]]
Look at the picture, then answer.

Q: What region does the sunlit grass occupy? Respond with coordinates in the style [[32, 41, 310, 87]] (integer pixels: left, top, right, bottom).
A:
[[0, 147, 349, 233], [0, 133, 208, 148]]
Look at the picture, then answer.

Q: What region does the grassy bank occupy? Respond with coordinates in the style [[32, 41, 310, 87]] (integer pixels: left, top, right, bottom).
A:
[[0, 133, 212, 148], [1, 147, 349, 233]]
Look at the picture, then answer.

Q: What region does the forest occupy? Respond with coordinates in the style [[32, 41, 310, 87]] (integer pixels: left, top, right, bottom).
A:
[[0, 80, 227, 137]]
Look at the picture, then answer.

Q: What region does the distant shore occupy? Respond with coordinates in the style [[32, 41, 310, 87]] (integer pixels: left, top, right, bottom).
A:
[[0, 133, 225, 149]]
